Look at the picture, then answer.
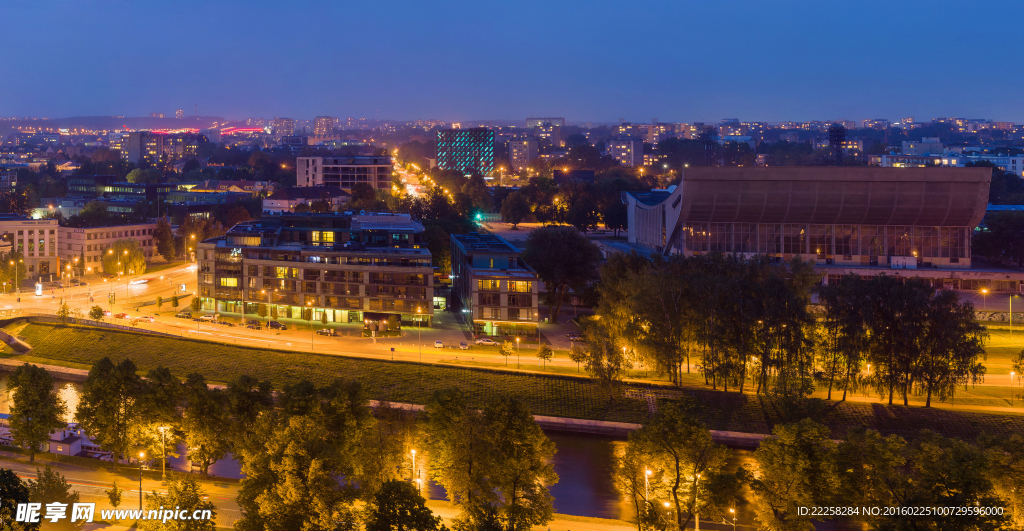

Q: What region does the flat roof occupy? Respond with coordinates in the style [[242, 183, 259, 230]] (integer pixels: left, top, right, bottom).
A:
[[452, 232, 520, 253]]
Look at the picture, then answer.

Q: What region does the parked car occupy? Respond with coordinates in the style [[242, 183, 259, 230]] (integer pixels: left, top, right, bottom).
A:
[[245, 323, 262, 330], [53, 282, 63, 289], [176, 311, 192, 319], [217, 321, 235, 327], [317, 328, 336, 336], [268, 321, 287, 330], [135, 315, 156, 323], [246, 319, 261, 327], [459, 342, 468, 350], [199, 314, 216, 322], [475, 338, 497, 346], [434, 340, 444, 348], [69, 278, 82, 286]]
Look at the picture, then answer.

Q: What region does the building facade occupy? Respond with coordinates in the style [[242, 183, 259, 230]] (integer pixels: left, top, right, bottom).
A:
[[450, 233, 539, 338], [508, 139, 538, 171], [263, 187, 351, 213], [271, 118, 295, 137], [607, 138, 643, 167], [0, 215, 60, 280], [623, 167, 991, 272], [0, 170, 16, 189], [313, 116, 338, 137], [297, 156, 393, 192], [58, 223, 159, 273], [196, 212, 434, 328], [436, 128, 495, 175], [111, 132, 208, 164]]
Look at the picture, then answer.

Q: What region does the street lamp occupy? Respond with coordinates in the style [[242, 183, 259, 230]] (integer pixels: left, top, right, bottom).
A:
[[157, 426, 168, 481], [416, 307, 422, 362], [981, 287, 990, 311], [516, 337, 520, 368], [1012, 371, 1017, 406], [138, 451, 146, 512], [728, 508, 736, 531]]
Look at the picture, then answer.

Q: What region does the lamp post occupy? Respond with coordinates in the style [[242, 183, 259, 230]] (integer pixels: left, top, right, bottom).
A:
[[417, 307, 422, 362], [157, 426, 168, 481], [1011, 294, 1016, 338], [1012, 371, 1016, 406], [516, 337, 520, 368], [728, 508, 736, 531], [138, 451, 145, 512], [981, 287, 989, 312], [306, 302, 314, 350], [695, 473, 701, 531]]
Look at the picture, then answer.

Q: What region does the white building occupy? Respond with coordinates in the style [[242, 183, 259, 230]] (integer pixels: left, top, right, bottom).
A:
[[0, 215, 60, 281], [607, 139, 643, 167], [58, 223, 159, 274], [296, 156, 393, 192]]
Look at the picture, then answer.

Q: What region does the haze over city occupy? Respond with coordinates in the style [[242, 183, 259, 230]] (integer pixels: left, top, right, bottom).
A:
[[3, 0, 1024, 121]]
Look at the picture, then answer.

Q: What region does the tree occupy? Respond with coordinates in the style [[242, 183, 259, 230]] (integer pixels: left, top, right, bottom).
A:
[[522, 226, 602, 323], [190, 296, 201, 312], [500, 192, 530, 229], [536, 345, 553, 367], [270, 305, 279, 320], [257, 303, 268, 322], [56, 300, 70, 323], [89, 305, 104, 320], [126, 168, 161, 184], [105, 482, 123, 522], [28, 466, 81, 531], [171, 295, 179, 310], [917, 289, 988, 407], [365, 480, 443, 531], [156, 295, 163, 309], [568, 345, 586, 373], [222, 205, 252, 229], [423, 389, 488, 525], [154, 217, 176, 262], [499, 341, 514, 366], [136, 366, 184, 465], [0, 190, 31, 216], [100, 239, 147, 276], [620, 404, 736, 531], [0, 468, 31, 530], [76, 357, 145, 470], [139, 476, 216, 531], [580, 323, 631, 393], [973, 211, 1024, 267], [181, 373, 230, 476], [8, 364, 66, 463], [603, 201, 628, 237], [750, 420, 838, 531], [225, 374, 274, 445], [386, 314, 399, 331]]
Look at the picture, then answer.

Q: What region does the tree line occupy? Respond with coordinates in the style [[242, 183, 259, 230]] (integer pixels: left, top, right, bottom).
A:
[[3, 359, 559, 531], [582, 252, 988, 407], [616, 404, 1024, 531]]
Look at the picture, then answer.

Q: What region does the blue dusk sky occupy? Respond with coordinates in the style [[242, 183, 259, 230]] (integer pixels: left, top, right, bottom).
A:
[[2, 0, 1022, 123]]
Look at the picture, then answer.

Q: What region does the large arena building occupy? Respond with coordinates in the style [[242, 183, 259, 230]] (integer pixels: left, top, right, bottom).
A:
[[623, 167, 1024, 292]]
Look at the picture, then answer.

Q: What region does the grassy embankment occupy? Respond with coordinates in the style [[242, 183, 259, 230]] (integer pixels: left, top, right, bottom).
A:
[[3, 322, 1024, 441]]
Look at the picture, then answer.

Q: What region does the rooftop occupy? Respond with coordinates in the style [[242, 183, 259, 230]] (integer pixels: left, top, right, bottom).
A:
[[452, 232, 521, 253]]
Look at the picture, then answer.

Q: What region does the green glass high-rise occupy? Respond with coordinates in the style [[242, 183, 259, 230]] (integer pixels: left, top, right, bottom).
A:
[[436, 128, 495, 175]]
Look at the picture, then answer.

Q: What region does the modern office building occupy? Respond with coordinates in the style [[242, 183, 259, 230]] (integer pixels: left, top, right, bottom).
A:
[[0, 215, 60, 280], [196, 212, 434, 328], [450, 232, 539, 338], [296, 156, 393, 192], [313, 116, 338, 137], [607, 138, 643, 167], [0, 170, 16, 189], [58, 223, 159, 273], [622, 167, 1012, 287], [508, 139, 538, 171], [436, 128, 495, 175], [110, 132, 209, 164]]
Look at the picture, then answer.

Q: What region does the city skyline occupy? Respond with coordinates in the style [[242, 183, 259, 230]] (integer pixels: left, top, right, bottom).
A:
[[3, 1, 1023, 122]]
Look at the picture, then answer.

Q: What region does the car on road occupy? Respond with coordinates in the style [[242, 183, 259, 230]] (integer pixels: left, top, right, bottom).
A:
[[128, 278, 150, 285], [434, 340, 444, 348], [268, 321, 287, 330], [113, 313, 129, 319], [198, 314, 216, 322], [175, 311, 192, 319], [475, 338, 497, 346], [69, 279, 82, 286], [459, 342, 468, 350], [53, 282, 63, 289], [135, 315, 156, 323], [566, 332, 585, 341], [316, 328, 337, 336]]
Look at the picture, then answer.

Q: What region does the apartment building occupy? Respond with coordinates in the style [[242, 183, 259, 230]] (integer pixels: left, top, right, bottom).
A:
[[450, 232, 539, 338], [196, 212, 434, 328], [58, 223, 159, 273], [607, 138, 644, 167], [508, 139, 538, 172], [0, 215, 59, 279], [296, 156, 393, 192]]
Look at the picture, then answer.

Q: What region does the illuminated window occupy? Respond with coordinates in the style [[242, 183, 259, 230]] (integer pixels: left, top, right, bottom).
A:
[[220, 278, 238, 287]]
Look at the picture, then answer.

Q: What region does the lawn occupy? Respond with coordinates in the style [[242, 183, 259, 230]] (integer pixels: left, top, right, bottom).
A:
[[6, 322, 1024, 441]]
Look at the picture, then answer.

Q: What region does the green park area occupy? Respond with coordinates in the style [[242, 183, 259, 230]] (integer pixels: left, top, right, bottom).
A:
[[3, 321, 1024, 441]]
